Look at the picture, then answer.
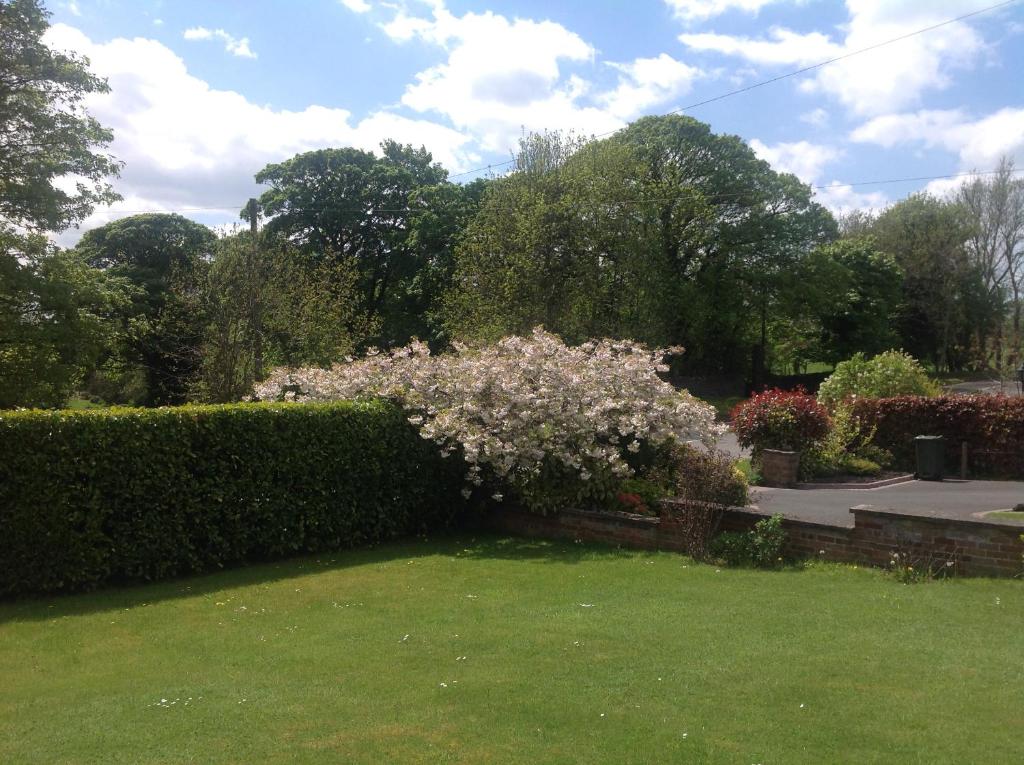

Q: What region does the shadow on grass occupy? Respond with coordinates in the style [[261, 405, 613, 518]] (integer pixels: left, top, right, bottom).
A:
[[0, 532, 643, 625]]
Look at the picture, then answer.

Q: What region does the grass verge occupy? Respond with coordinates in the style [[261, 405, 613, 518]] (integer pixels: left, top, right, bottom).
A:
[[1, 535, 1021, 764]]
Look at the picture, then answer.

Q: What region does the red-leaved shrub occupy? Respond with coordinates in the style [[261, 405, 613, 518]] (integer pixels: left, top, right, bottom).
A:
[[731, 388, 831, 454], [851, 394, 1024, 477]]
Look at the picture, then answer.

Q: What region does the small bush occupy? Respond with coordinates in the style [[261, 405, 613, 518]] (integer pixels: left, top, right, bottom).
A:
[[672, 445, 749, 508], [731, 388, 830, 455], [711, 514, 786, 567], [614, 477, 666, 515], [800, 403, 884, 479], [818, 351, 938, 408], [659, 500, 725, 559]]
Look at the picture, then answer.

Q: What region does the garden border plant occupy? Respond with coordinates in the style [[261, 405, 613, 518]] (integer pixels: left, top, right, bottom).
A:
[[0, 401, 465, 596], [255, 328, 724, 515]]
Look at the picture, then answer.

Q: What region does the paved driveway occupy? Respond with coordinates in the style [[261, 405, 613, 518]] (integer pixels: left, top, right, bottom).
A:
[[749, 479, 1024, 527]]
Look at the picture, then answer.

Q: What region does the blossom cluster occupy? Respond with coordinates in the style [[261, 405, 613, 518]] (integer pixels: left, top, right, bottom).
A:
[[254, 328, 723, 511]]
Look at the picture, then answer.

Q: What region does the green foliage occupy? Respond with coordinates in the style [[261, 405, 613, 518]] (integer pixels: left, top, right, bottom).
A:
[[0, 0, 121, 233], [711, 514, 786, 567], [444, 117, 836, 373], [800, 403, 885, 478], [868, 194, 992, 372], [780, 239, 903, 367], [0, 232, 129, 408], [818, 350, 939, 408], [253, 142, 479, 347], [0, 401, 466, 596], [76, 214, 218, 405], [195, 234, 375, 403]]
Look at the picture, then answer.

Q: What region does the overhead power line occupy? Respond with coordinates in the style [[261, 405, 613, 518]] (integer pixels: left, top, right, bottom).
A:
[[447, 0, 1019, 180]]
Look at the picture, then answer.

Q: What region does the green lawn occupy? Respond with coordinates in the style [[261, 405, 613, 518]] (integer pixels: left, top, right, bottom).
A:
[[987, 511, 1024, 524], [699, 394, 744, 420], [1, 536, 1021, 764]]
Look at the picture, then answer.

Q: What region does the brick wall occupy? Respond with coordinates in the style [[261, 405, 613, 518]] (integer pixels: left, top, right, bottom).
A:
[[483, 503, 1024, 578]]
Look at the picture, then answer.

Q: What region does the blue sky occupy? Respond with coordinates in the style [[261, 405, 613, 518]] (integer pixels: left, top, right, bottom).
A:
[[44, 0, 1024, 240]]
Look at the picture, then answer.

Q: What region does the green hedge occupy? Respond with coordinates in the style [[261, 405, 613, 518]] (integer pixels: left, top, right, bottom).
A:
[[0, 401, 466, 596], [852, 395, 1024, 477]]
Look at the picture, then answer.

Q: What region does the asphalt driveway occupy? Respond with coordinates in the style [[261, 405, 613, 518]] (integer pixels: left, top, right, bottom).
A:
[[749, 478, 1024, 527]]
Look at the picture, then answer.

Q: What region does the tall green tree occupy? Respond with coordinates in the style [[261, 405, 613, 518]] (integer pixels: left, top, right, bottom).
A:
[[197, 233, 372, 402], [0, 0, 120, 232], [252, 140, 473, 347], [0, 0, 124, 407], [775, 239, 903, 367], [0, 231, 127, 408], [76, 214, 216, 405], [445, 117, 835, 374], [870, 194, 988, 372]]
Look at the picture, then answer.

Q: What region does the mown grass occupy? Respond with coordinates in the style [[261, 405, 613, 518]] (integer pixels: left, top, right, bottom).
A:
[[1, 535, 1021, 764], [987, 511, 1024, 524], [699, 395, 744, 421]]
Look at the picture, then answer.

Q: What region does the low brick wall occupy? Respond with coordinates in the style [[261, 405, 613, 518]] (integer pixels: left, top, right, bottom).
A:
[[484, 504, 1024, 578]]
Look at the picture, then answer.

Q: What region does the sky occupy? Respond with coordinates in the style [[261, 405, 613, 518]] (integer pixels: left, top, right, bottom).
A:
[[43, 0, 1024, 243]]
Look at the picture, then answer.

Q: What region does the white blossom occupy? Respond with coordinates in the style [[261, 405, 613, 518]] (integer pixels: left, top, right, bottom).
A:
[[253, 328, 722, 509]]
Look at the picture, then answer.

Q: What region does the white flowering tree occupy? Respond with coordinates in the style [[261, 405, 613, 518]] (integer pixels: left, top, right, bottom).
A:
[[254, 328, 723, 513]]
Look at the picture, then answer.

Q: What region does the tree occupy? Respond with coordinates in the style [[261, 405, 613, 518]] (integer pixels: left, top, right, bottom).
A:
[[444, 116, 835, 375], [870, 194, 987, 372], [197, 233, 373, 403], [76, 214, 216, 405], [0, 0, 120, 233], [780, 239, 903, 366], [0, 0, 123, 407], [0, 231, 127, 408], [957, 157, 1024, 367], [251, 141, 466, 347]]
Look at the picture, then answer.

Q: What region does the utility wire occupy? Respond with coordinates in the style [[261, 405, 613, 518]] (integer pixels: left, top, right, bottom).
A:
[[447, 0, 1019, 180]]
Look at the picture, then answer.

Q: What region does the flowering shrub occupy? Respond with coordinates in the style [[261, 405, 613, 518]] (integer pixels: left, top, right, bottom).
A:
[[731, 388, 830, 454], [817, 351, 938, 408], [254, 328, 723, 514]]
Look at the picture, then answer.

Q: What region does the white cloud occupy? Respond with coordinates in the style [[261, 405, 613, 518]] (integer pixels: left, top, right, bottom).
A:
[[681, 27, 839, 65], [42, 24, 478, 242], [851, 107, 1024, 171], [600, 54, 702, 119], [341, 0, 372, 12], [183, 26, 258, 59], [749, 138, 841, 184], [748, 138, 887, 215], [64, 1, 82, 17], [153, 18, 164, 27], [800, 107, 829, 127], [664, 0, 783, 23], [383, 3, 627, 152], [814, 182, 889, 217], [679, 0, 991, 116]]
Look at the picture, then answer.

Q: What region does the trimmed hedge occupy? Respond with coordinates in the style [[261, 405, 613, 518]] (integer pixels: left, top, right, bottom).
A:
[[0, 401, 466, 596], [852, 395, 1024, 477]]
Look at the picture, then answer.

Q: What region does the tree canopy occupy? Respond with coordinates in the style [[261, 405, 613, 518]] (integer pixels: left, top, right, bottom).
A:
[[444, 116, 836, 374], [0, 0, 121, 233]]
